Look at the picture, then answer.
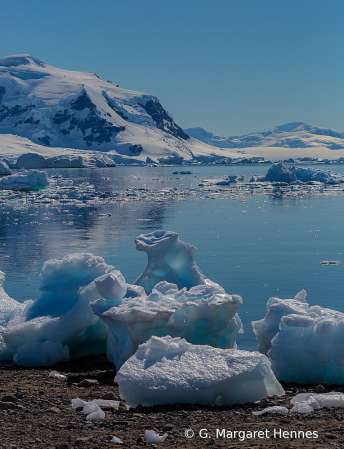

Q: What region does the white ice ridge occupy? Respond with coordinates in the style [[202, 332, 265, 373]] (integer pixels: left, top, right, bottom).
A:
[[250, 162, 344, 185], [0, 169, 49, 190], [90, 230, 243, 369], [252, 290, 344, 384], [0, 253, 112, 365], [115, 336, 284, 408]]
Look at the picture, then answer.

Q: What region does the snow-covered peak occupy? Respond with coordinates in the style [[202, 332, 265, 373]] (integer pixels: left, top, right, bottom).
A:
[[0, 54, 46, 68]]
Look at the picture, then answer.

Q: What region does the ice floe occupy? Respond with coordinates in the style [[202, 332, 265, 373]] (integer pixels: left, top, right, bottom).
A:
[[252, 290, 344, 384], [115, 335, 284, 408]]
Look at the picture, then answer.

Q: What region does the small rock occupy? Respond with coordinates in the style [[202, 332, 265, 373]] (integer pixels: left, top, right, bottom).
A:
[[8, 409, 17, 415], [315, 384, 326, 393], [74, 438, 88, 445], [46, 407, 61, 414], [163, 425, 174, 431], [135, 404, 143, 412], [56, 444, 69, 449], [75, 406, 83, 412], [100, 392, 118, 400], [295, 422, 305, 427], [1, 402, 16, 410], [2, 395, 18, 403], [78, 379, 99, 387]]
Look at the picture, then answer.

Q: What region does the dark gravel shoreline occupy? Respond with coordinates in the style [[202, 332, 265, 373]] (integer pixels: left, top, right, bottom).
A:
[[1, 355, 344, 449]]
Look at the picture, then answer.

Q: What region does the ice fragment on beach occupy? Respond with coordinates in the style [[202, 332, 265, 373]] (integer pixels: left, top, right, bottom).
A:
[[145, 430, 168, 444], [115, 336, 284, 408], [252, 406, 288, 415], [291, 392, 344, 409], [111, 436, 123, 444], [86, 410, 105, 420], [48, 370, 66, 380], [253, 290, 344, 383]]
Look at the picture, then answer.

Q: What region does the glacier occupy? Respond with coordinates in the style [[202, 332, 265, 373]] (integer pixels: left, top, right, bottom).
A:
[[252, 290, 344, 384], [115, 335, 284, 408], [91, 230, 243, 369]]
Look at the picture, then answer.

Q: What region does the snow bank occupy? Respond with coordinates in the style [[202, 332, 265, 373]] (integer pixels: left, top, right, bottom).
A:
[[115, 336, 284, 408], [0, 253, 112, 365], [252, 163, 344, 184], [0, 159, 11, 175], [252, 291, 344, 383], [0, 170, 49, 190]]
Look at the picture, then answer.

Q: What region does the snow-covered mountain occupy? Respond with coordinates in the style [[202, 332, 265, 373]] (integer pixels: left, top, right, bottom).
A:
[[185, 123, 344, 151], [0, 54, 243, 163]]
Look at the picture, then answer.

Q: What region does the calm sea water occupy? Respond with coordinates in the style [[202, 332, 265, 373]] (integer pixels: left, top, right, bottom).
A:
[[1, 163, 343, 350]]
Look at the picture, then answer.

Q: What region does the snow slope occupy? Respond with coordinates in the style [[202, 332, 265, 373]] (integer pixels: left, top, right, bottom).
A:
[[0, 55, 242, 163], [185, 123, 344, 161]]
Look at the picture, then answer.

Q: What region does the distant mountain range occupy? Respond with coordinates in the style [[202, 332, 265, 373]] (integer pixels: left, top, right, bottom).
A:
[[0, 54, 243, 164], [184, 123, 344, 151]]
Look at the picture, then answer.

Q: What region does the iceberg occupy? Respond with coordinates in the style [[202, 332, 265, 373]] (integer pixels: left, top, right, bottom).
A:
[[0, 253, 112, 365], [0, 169, 49, 190], [115, 336, 284, 408], [91, 231, 243, 369], [251, 162, 344, 184], [252, 290, 344, 383]]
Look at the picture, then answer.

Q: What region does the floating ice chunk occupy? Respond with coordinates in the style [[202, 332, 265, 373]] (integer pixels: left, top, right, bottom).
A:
[[115, 336, 284, 408], [253, 163, 344, 184], [111, 436, 123, 444], [0, 170, 49, 190], [1, 253, 112, 365], [134, 230, 207, 293], [172, 170, 192, 174], [15, 153, 47, 169], [199, 176, 236, 186], [145, 430, 168, 443], [252, 406, 288, 415], [86, 410, 105, 420], [49, 370, 67, 380], [253, 291, 344, 383], [0, 159, 11, 175], [320, 260, 341, 265]]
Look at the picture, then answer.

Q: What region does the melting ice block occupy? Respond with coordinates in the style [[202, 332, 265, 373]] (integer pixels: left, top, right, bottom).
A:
[[1, 253, 112, 365], [0, 169, 49, 190], [252, 290, 344, 384], [115, 336, 284, 408], [134, 230, 207, 293], [91, 231, 243, 369]]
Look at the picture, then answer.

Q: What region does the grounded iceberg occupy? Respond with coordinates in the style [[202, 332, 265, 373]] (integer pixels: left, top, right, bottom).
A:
[[0, 169, 49, 190], [251, 163, 344, 185], [91, 230, 243, 369], [0, 253, 111, 365], [115, 336, 284, 408], [252, 290, 344, 384]]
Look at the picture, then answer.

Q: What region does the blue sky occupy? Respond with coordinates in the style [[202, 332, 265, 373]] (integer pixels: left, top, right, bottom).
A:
[[1, 0, 344, 136]]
